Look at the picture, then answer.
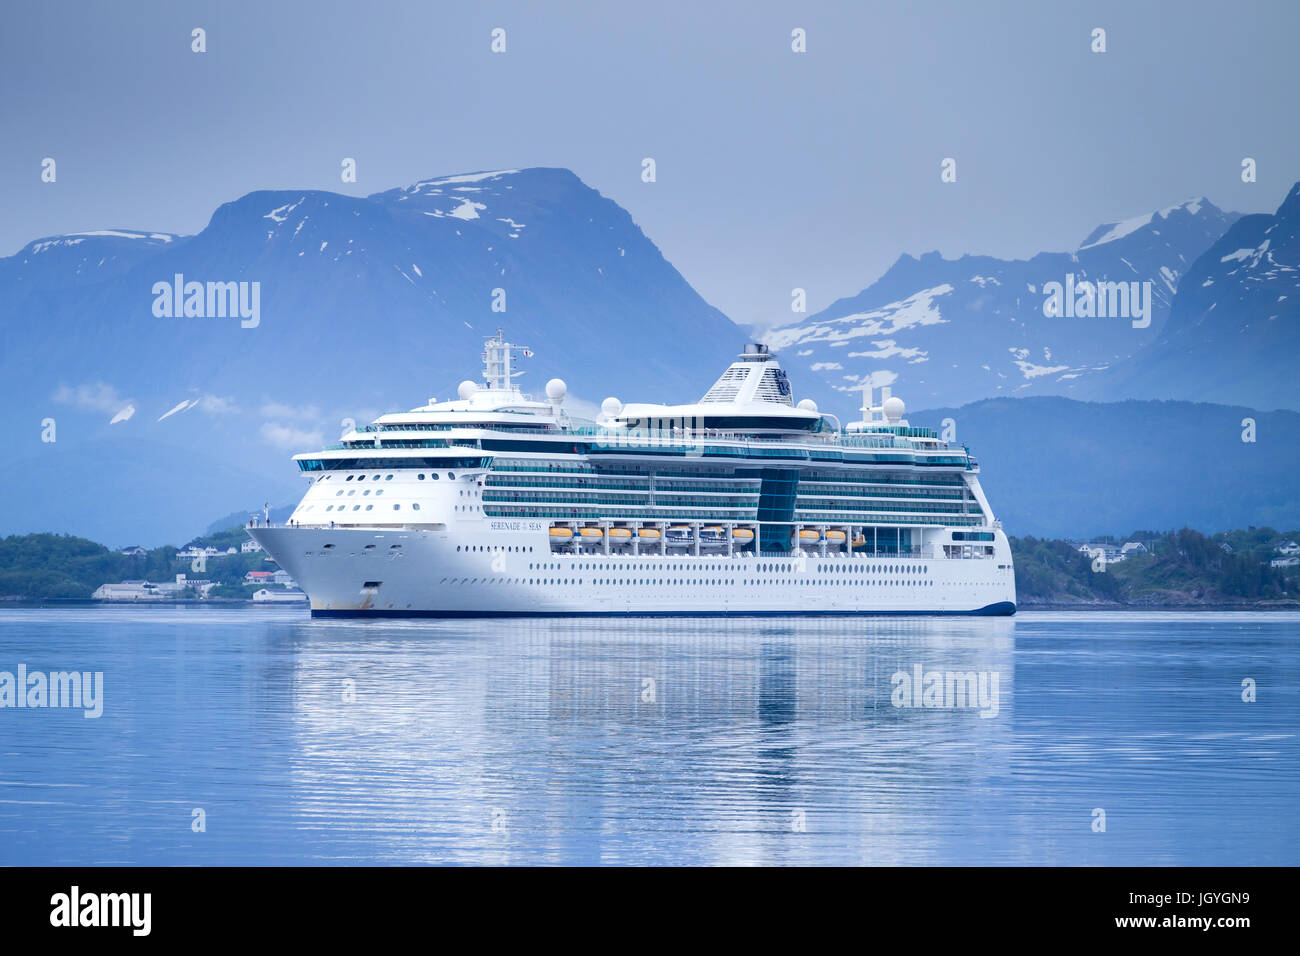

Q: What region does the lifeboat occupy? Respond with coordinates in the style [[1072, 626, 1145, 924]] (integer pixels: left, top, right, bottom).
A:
[[732, 528, 755, 540], [825, 530, 847, 542], [548, 527, 574, 539], [851, 534, 867, 548], [638, 527, 661, 539], [608, 528, 632, 540], [798, 529, 822, 541], [579, 528, 604, 538]]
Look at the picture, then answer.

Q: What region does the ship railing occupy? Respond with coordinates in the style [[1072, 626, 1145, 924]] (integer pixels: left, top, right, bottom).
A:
[[571, 426, 967, 453], [757, 547, 934, 559]]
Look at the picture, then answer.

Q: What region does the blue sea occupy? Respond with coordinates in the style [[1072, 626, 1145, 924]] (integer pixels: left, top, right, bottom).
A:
[[0, 607, 1296, 865]]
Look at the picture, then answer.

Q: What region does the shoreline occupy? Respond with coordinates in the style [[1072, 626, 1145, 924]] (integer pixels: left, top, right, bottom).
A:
[[1019, 601, 1300, 611], [1, 599, 1297, 612]]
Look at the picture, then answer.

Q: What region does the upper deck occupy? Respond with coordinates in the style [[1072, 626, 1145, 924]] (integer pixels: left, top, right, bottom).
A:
[[293, 333, 977, 474]]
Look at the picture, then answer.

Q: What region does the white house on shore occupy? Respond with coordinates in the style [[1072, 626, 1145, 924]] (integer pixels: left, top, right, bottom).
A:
[[1077, 540, 1148, 564], [241, 539, 263, 553], [253, 588, 307, 603], [93, 574, 214, 601]]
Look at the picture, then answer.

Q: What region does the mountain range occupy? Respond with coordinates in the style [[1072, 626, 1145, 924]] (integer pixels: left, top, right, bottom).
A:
[[763, 198, 1246, 412], [1092, 183, 1300, 410], [1, 167, 1295, 544]]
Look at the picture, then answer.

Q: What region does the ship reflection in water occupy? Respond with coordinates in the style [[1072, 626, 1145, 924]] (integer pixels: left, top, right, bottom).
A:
[[1, 608, 1296, 865]]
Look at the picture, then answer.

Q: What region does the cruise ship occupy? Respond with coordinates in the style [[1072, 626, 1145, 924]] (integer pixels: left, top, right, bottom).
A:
[[249, 331, 1015, 617]]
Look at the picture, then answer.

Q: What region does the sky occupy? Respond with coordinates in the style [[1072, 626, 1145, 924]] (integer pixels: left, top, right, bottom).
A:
[[3, 0, 1299, 329]]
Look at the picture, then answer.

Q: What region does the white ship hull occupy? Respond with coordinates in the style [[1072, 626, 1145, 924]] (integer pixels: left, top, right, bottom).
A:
[[250, 334, 1018, 618], [250, 525, 1016, 617]]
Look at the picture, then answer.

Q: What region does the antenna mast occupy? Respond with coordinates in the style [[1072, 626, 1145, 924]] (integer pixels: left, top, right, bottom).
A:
[[482, 328, 532, 391]]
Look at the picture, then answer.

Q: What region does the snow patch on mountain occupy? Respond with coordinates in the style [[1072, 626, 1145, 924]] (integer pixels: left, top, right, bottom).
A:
[[410, 170, 519, 189], [448, 199, 485, 220], [847, 339, 928, 362], [764, 284, 953, 351], [1079, 198, 1208, 251], [264, 198, 305, 223]]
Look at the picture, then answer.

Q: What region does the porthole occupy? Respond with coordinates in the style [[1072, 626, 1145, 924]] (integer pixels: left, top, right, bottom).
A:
[[418, 474, 425, 480], [385, 475, 393, 481], [413, 503, 421, 511], [393, 504, 400, 510], [447, 472, 455, 480]]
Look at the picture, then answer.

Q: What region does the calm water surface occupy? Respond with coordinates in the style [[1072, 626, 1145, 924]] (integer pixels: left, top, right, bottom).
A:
[[1, 607, 1296, 865]]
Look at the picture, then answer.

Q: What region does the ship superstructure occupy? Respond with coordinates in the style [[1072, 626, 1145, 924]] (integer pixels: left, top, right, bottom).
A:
[[249, 332, 1015, 616]]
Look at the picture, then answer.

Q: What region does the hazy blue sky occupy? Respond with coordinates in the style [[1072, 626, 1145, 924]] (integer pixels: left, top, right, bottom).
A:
[[3, 0, 1298, 328]]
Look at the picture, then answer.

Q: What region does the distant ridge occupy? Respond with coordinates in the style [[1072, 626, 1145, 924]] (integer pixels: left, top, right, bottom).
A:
[[763, 196, 1242, 411]]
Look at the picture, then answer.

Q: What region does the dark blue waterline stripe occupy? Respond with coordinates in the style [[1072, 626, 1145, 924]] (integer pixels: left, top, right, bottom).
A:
[[311, 601, 1016, 619]]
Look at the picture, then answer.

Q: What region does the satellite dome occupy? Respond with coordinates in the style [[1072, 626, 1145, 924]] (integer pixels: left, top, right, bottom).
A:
[[797, 398, 818, 412], [545, 378, 567, 401], [457, 380, 479, 400], [883, 396, 905, 422], [601, 396, 623, 418]]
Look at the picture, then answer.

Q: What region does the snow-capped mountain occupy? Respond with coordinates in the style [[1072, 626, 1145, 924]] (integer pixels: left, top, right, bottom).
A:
[[0, 230, 181, 290], [1088, 182, 1300, 410], [763, 199, 1241, 411], [0, 167, 743, 544], [0, 168, 741, 419]]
